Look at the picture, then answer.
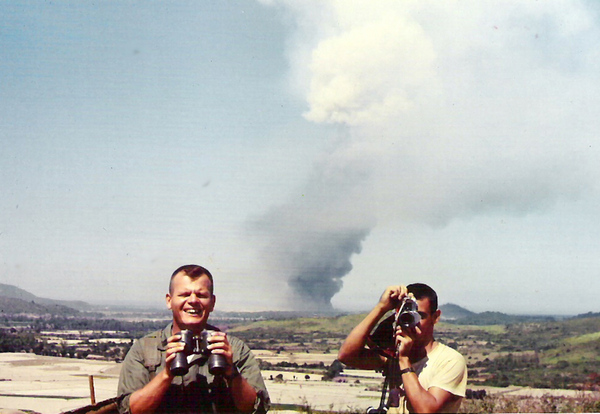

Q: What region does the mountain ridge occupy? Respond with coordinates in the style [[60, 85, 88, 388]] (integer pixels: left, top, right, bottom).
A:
[[0, 283, 591, 322], [0, 296, 81, 316], [0, 283, 93, 312]]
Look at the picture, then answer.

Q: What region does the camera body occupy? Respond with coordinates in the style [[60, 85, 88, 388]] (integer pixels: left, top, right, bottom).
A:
[[170, 330, 229, 376], [396, 296, 421, 329]]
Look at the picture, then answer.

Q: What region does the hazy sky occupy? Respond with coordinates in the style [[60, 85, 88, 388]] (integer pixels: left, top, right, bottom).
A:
[[2, 0, 599, 315]]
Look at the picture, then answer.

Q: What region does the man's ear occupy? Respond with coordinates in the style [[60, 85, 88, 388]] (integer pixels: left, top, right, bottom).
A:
[[208, 294, 216, 312], [433, 309, 441, 324], [166, 293, 172, 310]]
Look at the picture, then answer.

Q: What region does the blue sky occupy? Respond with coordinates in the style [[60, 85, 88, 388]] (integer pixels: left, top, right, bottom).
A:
[[2, 0, 600, 314]]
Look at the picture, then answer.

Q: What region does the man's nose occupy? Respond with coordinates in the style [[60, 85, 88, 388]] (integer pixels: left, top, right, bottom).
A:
[[188, 293, 200, 303]]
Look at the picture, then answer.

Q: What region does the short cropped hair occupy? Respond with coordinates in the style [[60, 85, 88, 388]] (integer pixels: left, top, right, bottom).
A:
[[169, 264, 214, 294], [407, 283, 438, 313]]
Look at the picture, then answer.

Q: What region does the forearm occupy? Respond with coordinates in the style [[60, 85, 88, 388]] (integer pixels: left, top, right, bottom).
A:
[[338, 304, 388, 368], [398, 358, 442, 413], [228, 375, 259, 413], [128, 370, 172, 414]]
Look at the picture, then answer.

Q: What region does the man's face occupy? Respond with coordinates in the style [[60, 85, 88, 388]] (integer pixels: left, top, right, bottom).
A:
[[166, 272, 215, 333], [413, 296, 440, 346]]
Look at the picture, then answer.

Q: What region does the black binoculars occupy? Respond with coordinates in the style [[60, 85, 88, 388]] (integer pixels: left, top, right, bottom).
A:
[[169, 330, 229, 376]]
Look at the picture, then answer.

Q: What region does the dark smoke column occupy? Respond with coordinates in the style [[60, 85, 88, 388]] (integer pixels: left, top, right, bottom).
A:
[[248, 154, 375, 312], [287, 228, 371, 311]]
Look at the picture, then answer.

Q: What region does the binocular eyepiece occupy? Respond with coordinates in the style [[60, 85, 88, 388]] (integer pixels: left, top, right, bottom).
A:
[[169, 330, 229, 376]]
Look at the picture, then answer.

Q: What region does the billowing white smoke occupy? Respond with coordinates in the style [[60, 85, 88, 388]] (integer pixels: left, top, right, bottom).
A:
[[253, 0, 600, 310]]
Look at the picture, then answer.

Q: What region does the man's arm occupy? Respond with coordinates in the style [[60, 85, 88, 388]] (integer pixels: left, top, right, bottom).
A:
[[124, 334, 183, 414], [337, 304, 388, 369], [398, 357, 462, 413], [395, 326, 466, 413], [338, 285, 408, 369], [128, 368, 173, 414], [226, 371, 259, 413], [210, 332, 263, 413]]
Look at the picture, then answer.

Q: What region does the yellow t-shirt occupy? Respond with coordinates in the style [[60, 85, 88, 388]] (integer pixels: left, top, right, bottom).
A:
[[389, 343, 467, 413]]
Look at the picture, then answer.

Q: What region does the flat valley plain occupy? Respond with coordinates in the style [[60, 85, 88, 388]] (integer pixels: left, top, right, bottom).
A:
[[1, 309, 600, 413]]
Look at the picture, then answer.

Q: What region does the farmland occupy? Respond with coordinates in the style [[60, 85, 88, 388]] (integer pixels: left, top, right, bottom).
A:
[[1, 301, 600, 413]]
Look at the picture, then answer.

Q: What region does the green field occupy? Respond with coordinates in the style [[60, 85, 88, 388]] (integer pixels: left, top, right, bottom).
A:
[[229, 312, 600, 391]]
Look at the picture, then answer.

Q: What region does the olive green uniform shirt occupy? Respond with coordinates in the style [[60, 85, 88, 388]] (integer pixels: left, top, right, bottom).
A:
[[117, 323, 270, 414]]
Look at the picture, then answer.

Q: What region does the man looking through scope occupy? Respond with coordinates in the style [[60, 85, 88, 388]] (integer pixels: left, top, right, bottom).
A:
[[117, 264, 269, 414], [338, 284, 466, 413]]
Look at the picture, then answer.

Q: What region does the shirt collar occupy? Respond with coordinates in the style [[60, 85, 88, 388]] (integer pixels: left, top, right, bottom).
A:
[[158, 322, 173, 351]]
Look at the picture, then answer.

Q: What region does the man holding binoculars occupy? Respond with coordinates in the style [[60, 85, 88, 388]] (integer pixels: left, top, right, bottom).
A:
[[338, 284, 467, 413], [117, 265, 269, 414]]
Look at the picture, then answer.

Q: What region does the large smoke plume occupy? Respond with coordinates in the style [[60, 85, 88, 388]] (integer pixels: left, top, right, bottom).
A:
[[252, 0, 600, 311], [249, 141, 376, 311]]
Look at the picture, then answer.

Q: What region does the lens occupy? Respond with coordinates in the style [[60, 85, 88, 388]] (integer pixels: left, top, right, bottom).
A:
[[399, 311, 421, 328], [208, 354, 229, 376], [201, 330, 230, 376], [169, 330, 194, 376], [399, 313, 415, 326], [170, 352, 189, 376]]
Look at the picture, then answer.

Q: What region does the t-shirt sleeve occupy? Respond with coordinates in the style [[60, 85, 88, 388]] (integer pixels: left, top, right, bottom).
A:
[[428, 349, 468, 397]]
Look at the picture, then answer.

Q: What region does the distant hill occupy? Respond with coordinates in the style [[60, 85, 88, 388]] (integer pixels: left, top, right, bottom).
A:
[[220, 305, 561, 326], [228, 311, 368, 336], [211, 309, 348, 320], [0, 296, 80, 316], [448, 310, 556, 325], [439, 303, 476, 320], [438, 303, 558, 325], [574, 311, 600, 319], [0, 283, 590, 324], [0, 283, 93, 312]]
